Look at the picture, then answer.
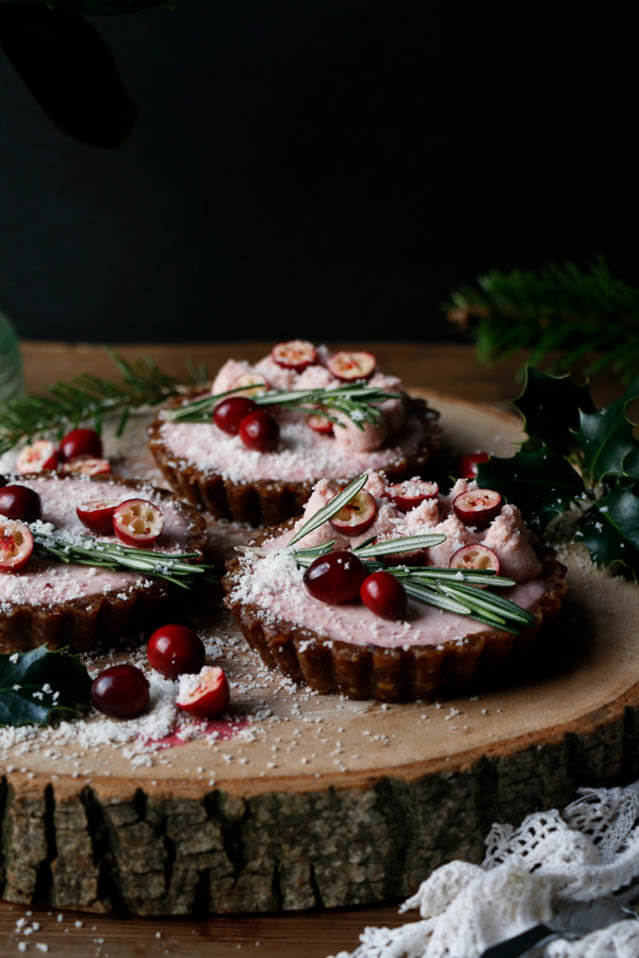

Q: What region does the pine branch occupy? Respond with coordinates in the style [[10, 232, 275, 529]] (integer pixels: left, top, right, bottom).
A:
[[446, 259, 639, 382], [0, 349, 207, 456]]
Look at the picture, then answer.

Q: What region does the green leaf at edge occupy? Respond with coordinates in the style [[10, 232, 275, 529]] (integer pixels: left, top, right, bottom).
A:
[[512, 366, 596, 451], [0, 647, 92, 727], [573, 375, 639, 484]]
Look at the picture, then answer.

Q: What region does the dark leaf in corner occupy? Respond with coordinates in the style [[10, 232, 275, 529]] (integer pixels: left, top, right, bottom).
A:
[[45, 0, 173, 13], [0, 646, 92, 727], [512, 367, 595, 451], [0, 3, 137, 148]]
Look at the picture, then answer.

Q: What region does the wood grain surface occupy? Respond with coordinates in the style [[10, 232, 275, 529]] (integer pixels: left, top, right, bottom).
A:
[[0, 342, 627, 958]]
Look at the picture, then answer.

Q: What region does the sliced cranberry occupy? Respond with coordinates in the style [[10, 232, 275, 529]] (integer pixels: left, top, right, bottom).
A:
[[177, 666, 230, 718], [327, 351, 376, 381], [213, 396, 258, 435], [387, 479, 439, 512], [0, 484, 42, 522], [0, 519, 34, 572], [60, 457, 111, 477], [449, 543, 500, 574], [60, 427, 103, 461], [459, 451, 490, 479], [329, 490, 378, 536], [307, 412, 334, 435], [91, 664, 150, 718], [238, 410, 280, 451], [271, 340, 317, 371], [112, 498, 164, 547], [76, 499, 120, 535], [303, 550, 367, 604], [360, 571, 407, 620], [16, 440, 58, 474], [453, 488, 502, 529], [147, 624, 205, 679], [230, 372, 269, 397]]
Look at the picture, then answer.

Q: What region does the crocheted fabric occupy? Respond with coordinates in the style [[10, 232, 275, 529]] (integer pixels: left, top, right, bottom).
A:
[[331, 782, 639, 958]]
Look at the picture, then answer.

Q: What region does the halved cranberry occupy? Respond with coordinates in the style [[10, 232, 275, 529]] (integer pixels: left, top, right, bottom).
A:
[[327, 351, 376, 381], [147, 624, 205, 679], [16, 440, 58, 474], [213, 396, 258, 435], [112, 498, 164, 547], [91, 664, 150, 719], [307, 412, 334, 435], [271, 340, 317, 371], [0, 519, 34, 572], [230, 373, 269, 397], [459, 451, 490, 479], [60, 457, 111, 477], [453, 488, 502, 529], [60, 428, 103, 461], [0, 484, 42, 522], [449, 543, 500, 574], [387, 479, 439, 513], [329, 490, 378, 536], [176, 666, 230, 718], [76, 499, 120, 535], [239, 410, 280, 451], [303, 550, 367, 604], [360, 571, 407, 620]]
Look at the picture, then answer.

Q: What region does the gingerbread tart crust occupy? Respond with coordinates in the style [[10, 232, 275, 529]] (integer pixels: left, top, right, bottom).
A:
[[148, 392, 442, 526], [0, 474, 207, 654], [222, 525, 568, 702]]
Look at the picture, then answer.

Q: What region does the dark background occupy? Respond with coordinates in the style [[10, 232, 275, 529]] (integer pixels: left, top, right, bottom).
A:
[[0, 1, 635, 343]]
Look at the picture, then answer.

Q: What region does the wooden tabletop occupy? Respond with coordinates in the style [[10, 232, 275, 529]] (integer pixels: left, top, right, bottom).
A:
[[0, 341, 623, 958]]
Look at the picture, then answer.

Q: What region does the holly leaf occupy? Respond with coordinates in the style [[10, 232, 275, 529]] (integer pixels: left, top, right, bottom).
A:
[[0, 647, 92, 726], [573, 376, 639, 485], [512, 367, 595, 451], [575, 488, 639, 575], [476, 442, 584, 531]]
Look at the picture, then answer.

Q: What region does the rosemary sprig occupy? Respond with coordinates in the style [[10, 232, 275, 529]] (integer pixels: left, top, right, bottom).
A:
[[166, 383, 402, 431], [288, 473, 369, 546], [0, 349, 207, 456], [30, 523, 210, 589]]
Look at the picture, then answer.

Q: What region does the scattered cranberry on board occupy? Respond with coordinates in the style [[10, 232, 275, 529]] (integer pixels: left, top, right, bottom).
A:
[[177, 666, 230, 719], [459, 451, 489, 479], [327, 351, 376, 381], [112, 498, 164, 547], [303, 550, 367, 604], [453, 488, 502, 529], [360, 571, 408, 620], [0, 484, 42, 522], [59, 427, 103, 461], [238, 410, 280, 452], [147, 624, 205, 679], [0, 518, 34, 572], [213, 396, 258, 435], [329, 490, 378, 535], [271, 340, 317, 371], [449, 543, 500, 574], [16, 439, 58, 474], [91, 664, 150, 719]]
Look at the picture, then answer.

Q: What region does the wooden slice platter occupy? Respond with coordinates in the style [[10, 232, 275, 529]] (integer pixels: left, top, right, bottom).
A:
[[2, 390, 639, 916]]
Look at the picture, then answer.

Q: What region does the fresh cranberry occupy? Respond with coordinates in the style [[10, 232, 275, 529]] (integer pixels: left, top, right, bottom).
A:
[[303, 550, 367, 604], [386, 479, 439, 513], [60, 428, 103, 461], [60, 457, 111, 477], [329, 490, 378, 536], [91, 664, 150, 718], [307, 413, 334, 435], [238, 410, 280, 451], [0, 519, 34, 572], [459, 451, 490, 479], [147, 624, 205, 679], [76, 499, 120, 535], [213, 396, 258, 435], [449, 543, 500, 574], [0, 484, 42, 522], [230, 373, 269, 397], [271, 340, 317, 371], [360, 571, 407, 620], [453, 488, 502, 529], [327, 351, 376, 381], [16, 440, 58, 474], [176, 665, 230, 718], [112, 498, 164, 547]]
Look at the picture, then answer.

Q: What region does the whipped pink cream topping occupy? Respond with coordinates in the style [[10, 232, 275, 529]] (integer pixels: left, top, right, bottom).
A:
[[0, 475, 195, 609], [228, 475, 546, 650], [159, 345, 425, 482]]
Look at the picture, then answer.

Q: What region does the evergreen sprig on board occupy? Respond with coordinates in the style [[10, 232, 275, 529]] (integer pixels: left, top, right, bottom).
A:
[[447, 260, 639, 383]]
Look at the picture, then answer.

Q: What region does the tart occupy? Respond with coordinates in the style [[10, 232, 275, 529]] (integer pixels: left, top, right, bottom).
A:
[[0, 473, 207, 653], [222, 474, 568, 701], [148, 343, 441, 526]]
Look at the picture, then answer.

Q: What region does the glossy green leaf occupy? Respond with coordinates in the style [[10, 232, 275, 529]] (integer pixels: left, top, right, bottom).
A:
[[573, 376, 639, 484], [575, 491, 639, 575], [0, 647, 92, 727], [512, 366, 595, 450]]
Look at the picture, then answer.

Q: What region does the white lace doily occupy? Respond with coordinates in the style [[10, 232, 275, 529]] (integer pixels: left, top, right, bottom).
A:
[[330, 782, 639, 958]]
